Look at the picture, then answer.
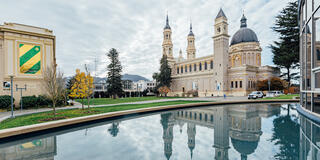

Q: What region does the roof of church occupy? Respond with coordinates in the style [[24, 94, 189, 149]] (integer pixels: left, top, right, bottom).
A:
[[188, 23, 194, 36], [164, 15, 171, 30], [216, 8, 227, 19], [230, 14, 258, 46]]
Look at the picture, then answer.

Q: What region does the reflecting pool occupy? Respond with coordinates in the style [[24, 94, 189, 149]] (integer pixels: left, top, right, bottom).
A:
[[0, 103, 319, 160]]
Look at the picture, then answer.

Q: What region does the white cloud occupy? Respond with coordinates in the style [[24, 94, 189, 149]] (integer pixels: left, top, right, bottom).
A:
[[0, 0, 294, 79]]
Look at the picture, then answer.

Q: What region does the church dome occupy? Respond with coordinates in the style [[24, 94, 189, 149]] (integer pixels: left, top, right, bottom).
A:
[[231, 138, 258, 156], [230, 14, 258, 46]]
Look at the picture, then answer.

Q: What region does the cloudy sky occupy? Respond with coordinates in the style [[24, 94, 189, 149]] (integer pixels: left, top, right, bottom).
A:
[[0, 0, 293, 80]]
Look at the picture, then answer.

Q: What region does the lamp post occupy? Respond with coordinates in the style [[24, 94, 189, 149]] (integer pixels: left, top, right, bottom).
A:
[[10, 75, 14, 118], [16, 84, 27, 111]]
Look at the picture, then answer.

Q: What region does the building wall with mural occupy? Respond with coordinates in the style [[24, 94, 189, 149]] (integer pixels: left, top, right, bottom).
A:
[[0, 23, 56, 104]]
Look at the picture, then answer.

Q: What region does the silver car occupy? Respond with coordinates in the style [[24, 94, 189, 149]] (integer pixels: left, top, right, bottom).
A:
[[248, 91, 264, 99]]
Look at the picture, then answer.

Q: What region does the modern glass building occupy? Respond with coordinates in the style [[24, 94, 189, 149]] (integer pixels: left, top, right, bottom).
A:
[[299, 0, 320, 116]]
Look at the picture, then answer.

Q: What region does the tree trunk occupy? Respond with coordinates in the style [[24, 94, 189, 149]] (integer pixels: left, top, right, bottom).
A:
[[53, 102, 56, 118], [87, 97, 90, 110], [287, 67, 291, 90], [81, 98, 84, 110]]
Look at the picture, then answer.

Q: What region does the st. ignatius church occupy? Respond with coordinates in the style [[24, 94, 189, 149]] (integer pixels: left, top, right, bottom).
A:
[[163, 9, 279, 96]]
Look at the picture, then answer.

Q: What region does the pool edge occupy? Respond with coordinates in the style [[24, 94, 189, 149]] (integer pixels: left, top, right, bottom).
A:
[[0, 99, 299, 139]]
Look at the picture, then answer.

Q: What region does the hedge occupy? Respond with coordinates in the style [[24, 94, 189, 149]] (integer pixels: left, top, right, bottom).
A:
[[20, 95, 65, 109], [0, 95, 15, 110]]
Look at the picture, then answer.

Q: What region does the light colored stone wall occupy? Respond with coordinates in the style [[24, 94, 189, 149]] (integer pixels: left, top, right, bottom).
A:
[[0, 23, 55, 105]]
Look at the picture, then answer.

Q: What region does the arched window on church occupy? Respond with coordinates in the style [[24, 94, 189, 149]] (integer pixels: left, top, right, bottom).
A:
[[199, 63, 202, 71], [177, 67, 179, 74], [231, 81, 233, 88], [235, 81, 238, 88], [240, 81, 242, 88], [185, 65, 187, 72], [181, 66, 183, 73], [205, 62, 208, 70], [194, 64, 197, 71], [189, 65, 192, 72], [210, 60, 213, 69]]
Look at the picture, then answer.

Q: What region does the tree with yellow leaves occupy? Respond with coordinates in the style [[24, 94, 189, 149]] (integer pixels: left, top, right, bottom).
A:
[[69, 69, 94, 109], [84, 65, 94, 109]]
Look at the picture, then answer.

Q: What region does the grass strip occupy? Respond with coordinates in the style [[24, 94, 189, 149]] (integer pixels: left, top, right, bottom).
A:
[[75, 96, 183, 105], [263, 94, 299, 100], [0, 100, 207, 130]]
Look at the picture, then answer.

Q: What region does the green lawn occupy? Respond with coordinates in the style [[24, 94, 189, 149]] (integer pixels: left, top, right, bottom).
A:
[[263, 94, 299, 100], [75, 96, 182, 105], [0, 100, 207, 130]]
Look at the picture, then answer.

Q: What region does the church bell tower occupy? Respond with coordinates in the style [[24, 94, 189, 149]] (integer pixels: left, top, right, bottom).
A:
[[162, 14, 173, 59], [213, 8, 230, 95], [187, 23, 196, 59]]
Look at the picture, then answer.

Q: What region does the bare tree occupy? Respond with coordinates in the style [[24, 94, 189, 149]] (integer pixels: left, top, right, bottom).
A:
[[43, 65, 65, 117]]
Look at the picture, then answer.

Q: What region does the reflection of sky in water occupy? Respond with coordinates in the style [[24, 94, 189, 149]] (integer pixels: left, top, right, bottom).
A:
[[1, 103, 319, 160]]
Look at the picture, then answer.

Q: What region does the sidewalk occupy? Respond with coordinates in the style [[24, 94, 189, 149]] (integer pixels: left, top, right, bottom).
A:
[[0, 96, 247, 122]]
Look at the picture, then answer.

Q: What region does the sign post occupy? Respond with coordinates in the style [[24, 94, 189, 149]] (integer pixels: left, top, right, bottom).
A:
[[16, 84, 27, 111]]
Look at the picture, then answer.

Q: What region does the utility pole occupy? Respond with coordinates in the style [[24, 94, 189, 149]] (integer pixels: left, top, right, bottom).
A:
[[10, 76, 14, 118], [16, 84, 27, 111]]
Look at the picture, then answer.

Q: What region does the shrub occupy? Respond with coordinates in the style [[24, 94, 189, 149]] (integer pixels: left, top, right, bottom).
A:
[[21, 96, 39, 109], [38, 95, 52, 106], [0, 95, 14, 110]]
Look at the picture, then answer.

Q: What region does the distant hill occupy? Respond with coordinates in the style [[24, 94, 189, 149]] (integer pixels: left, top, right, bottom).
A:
[[122, 74, 149, 82], [91, 74, 149, 83]]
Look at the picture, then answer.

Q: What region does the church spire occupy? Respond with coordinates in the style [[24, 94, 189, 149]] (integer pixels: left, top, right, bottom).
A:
[[240, 13, 247, 28], [164, 13, 171, 29], [188, 22, 194, 36]]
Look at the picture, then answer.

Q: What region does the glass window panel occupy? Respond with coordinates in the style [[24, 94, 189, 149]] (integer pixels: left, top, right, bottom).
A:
[[315, 72, 320, 88], [314, 9, 320, 68], [307, 93, 312, 110], [314, 93, 320, 114], [301, 31, 306, 90], [315, 0, 320, 11], [307, 21, 312, 90], [307, 0, 313, 19], [312, 119, 320, 148]]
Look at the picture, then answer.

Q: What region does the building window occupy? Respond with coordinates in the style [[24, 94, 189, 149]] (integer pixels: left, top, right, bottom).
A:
[[199, 63, 202, 71], [210, 60, 213, 69], [235, 81, 238, 88], [189, 65, 192, 72], [231, 81, 233, 88], [194, 64, 197, 71], [205, 62, 208, 70], [177, 67, 179, 74], [317, 49, 320, 60], [185, 65, 187, 72], [181, 66, 183, 73], [240, 81, 242, 88]]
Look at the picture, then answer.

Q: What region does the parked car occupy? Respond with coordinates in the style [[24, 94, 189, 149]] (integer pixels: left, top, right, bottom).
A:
[[266, 91, 284, 97], [248, 91, 264, 99]]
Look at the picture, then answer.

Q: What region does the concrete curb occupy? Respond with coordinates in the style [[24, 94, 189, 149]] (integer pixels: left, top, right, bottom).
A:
[[0, 99, 299, 139]]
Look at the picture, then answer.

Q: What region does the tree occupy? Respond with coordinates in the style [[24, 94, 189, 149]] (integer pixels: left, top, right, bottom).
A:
[[270, 1, 299, 88], [66, 76, 75, 100], [84, 65, 94, 109], [153, 55, 172, 96], [42, 65, 65, 117], [108, 122, 120, 137], [257, 77, 285, 91], [158, 86, 170, 97], [270, 104, 299, 159], [106, 48, 123, 99], [69, 69, 88, 109]]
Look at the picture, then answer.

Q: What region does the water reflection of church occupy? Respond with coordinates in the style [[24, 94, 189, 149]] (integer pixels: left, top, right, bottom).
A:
[[160, 104, 281, 160]]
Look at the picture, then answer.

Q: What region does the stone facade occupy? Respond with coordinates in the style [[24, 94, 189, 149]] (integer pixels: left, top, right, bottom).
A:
[[163, 9, 279, 97], [0, 23, 56, 104]]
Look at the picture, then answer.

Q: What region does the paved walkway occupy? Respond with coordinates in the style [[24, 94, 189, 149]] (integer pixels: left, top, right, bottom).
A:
[[0, 96, 247, 122]]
